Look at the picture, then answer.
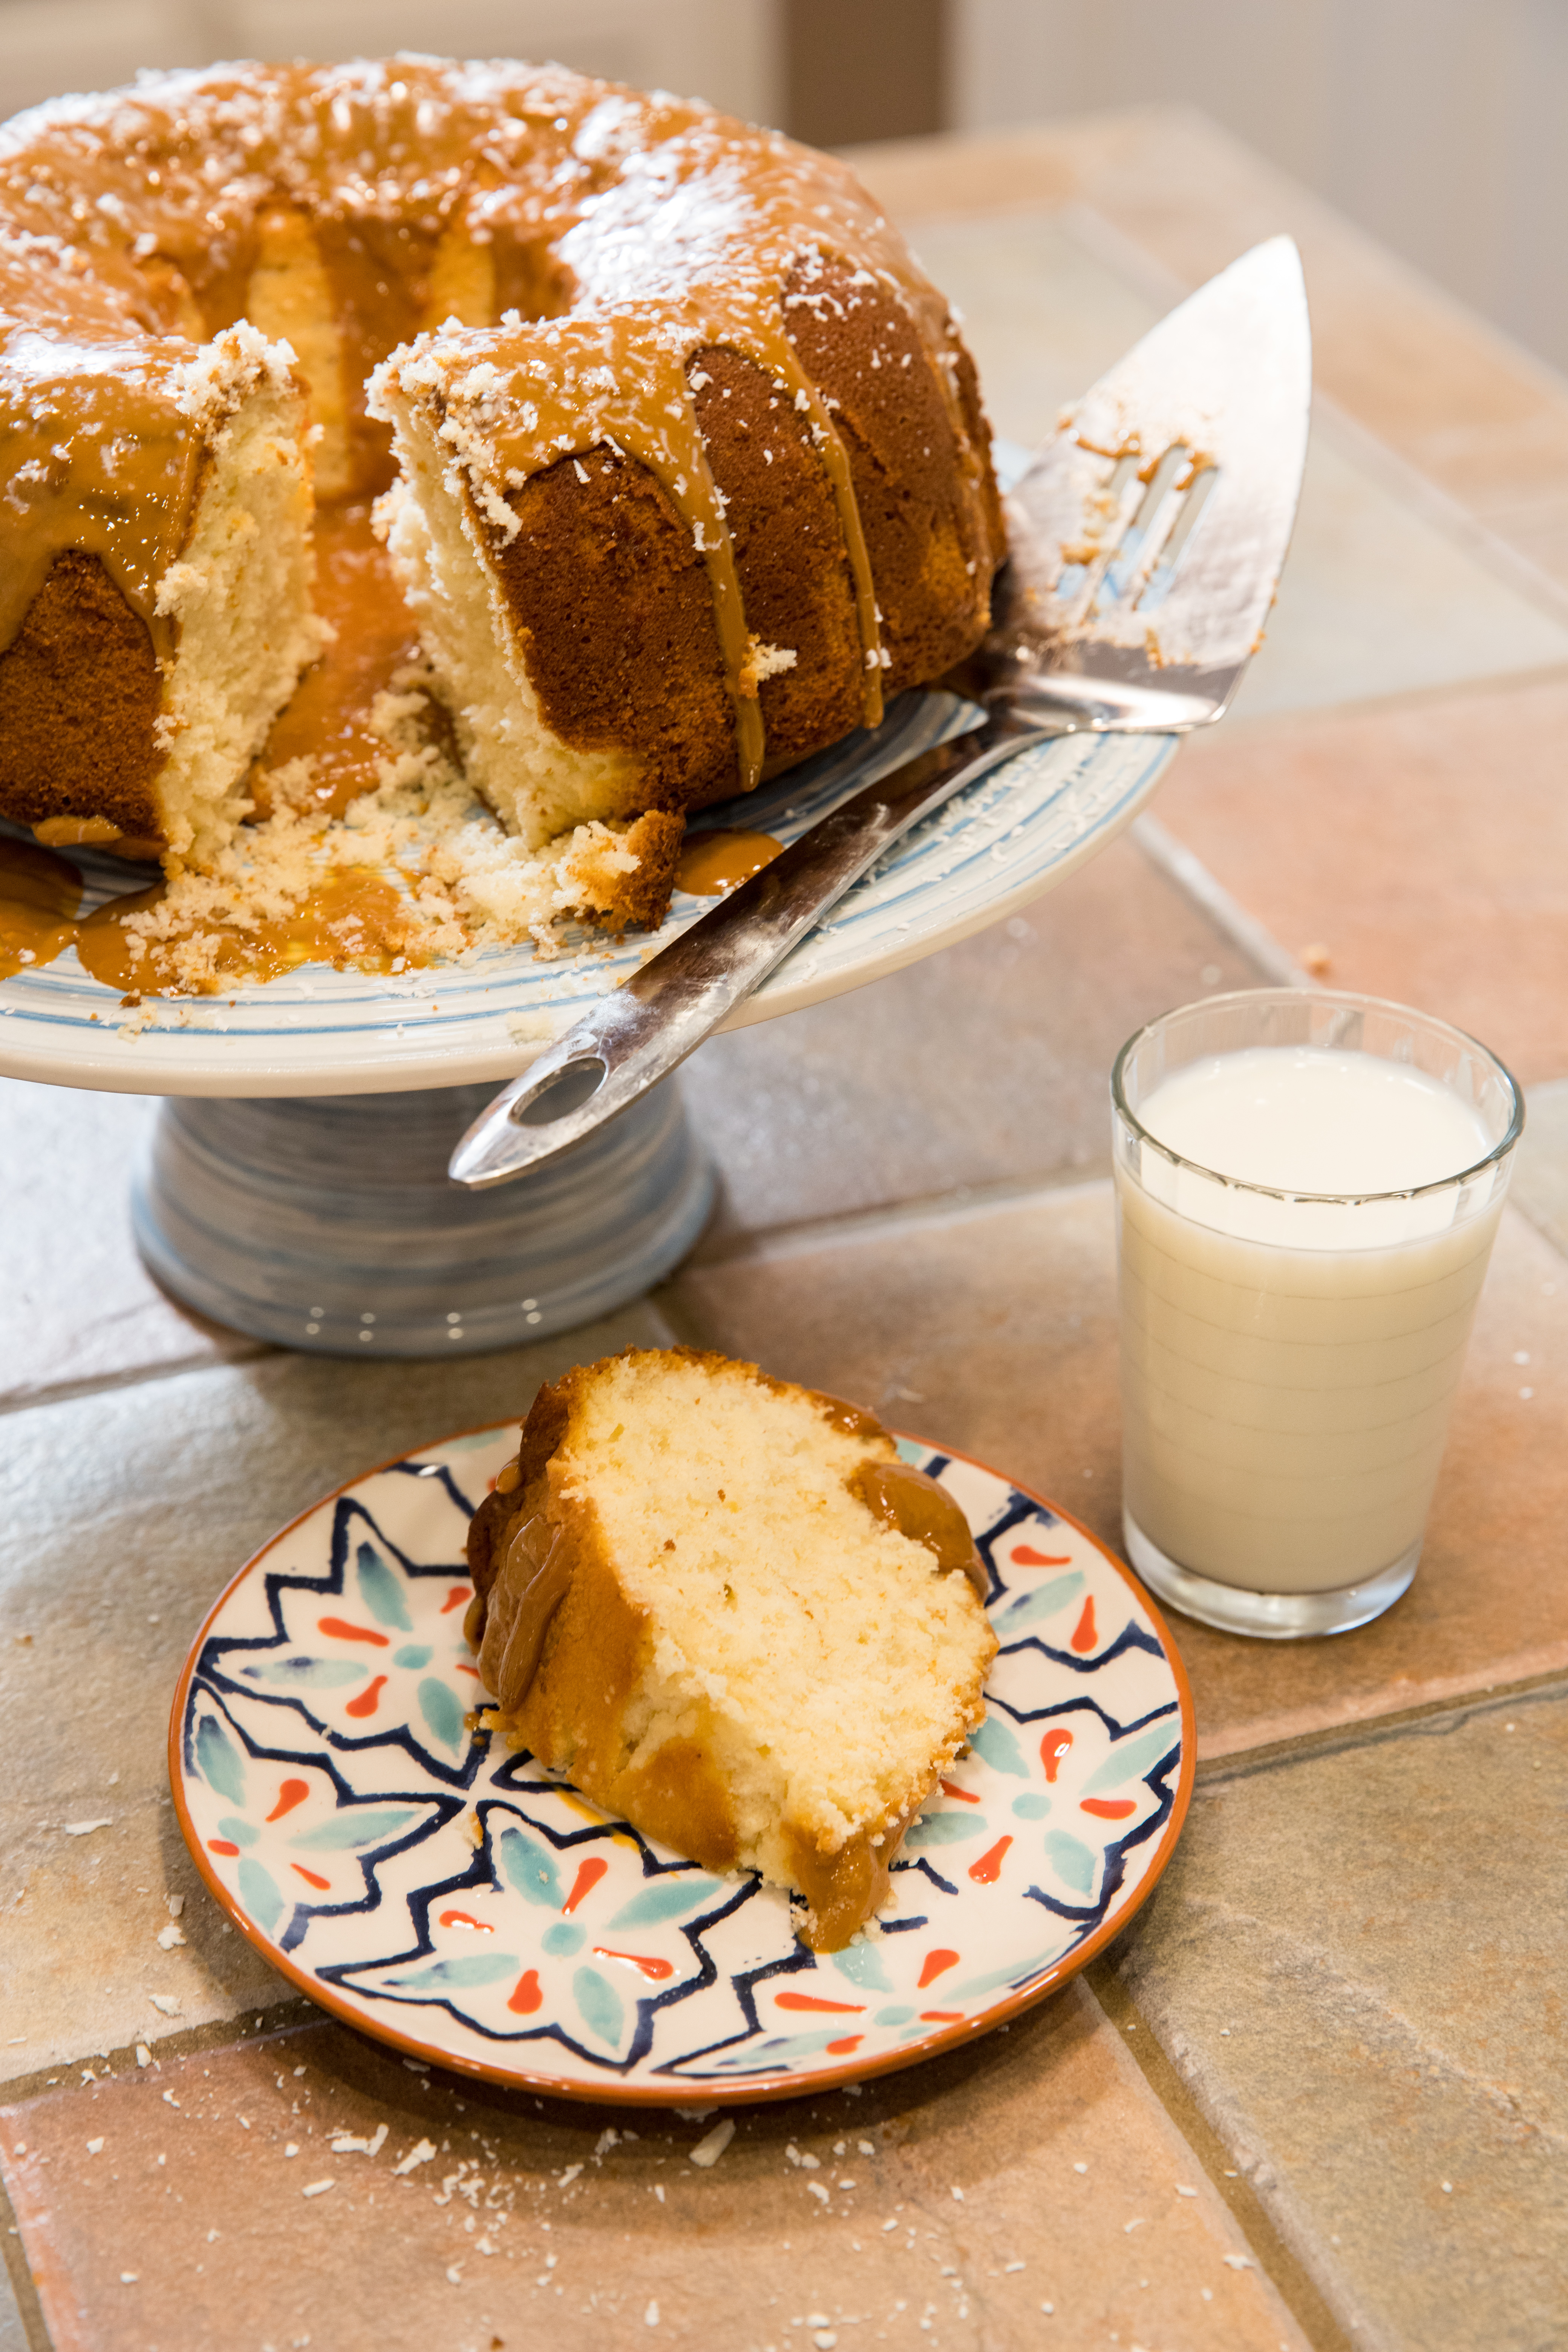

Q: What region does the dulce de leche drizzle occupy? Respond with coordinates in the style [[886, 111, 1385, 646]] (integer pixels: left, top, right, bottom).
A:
[[675, 827, 782, 896], [850, 1459, 989, 1602], [478, 1511, 573, 1712]]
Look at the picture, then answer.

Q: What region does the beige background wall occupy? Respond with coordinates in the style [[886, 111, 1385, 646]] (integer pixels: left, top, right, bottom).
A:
[[955, 0, 1568, 376]]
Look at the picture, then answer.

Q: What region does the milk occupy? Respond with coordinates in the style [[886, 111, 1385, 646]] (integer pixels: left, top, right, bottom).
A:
[[1117, 1045, 1503, 1592]]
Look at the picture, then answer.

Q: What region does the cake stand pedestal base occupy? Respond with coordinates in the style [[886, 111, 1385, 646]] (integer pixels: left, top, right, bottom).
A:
[[132, 1082, 714, 1358]]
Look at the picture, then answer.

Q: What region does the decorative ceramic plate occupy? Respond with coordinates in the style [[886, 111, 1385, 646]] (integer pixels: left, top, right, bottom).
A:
[[0, 712, 1176, 1098], [171, 1421, 1194, 2106]]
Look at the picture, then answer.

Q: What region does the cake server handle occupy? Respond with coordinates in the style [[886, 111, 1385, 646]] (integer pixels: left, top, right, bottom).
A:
[[448, 704, 1059, 1188]]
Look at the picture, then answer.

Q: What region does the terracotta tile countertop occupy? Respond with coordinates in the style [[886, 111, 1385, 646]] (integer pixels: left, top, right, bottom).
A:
[[3, 108, 1566, 2352]]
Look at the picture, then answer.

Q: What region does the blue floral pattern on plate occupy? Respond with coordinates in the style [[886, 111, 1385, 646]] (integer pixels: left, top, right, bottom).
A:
[[171, 1424, 1194, 2105]]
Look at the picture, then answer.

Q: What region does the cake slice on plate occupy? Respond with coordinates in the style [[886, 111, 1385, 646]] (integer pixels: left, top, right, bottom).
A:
[[466, 1348, 998, 1951]]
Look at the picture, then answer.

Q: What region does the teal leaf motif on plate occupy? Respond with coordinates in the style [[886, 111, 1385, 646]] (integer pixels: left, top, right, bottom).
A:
[[1080, 1721, 1178, 1795], [874, 2005, 915, 2026], [217, 1815, 259, 1849], [573, 1966, 623, 2047], [237, 1857, 284, 1936], [395, 1645, 433, 1669], [905, 1812, 988, 1848], [543, 1922, 584, 1957], [290, 1807, 416, 1851], [1043, 1830, 1097, 1895], [1012, 1792, 1051, 1820], [608, 1878, 718, 1931], [832, 1943, 892, 1992], [1000, 1571, 1084, 1629], [356, 1542, 412, 1631], [248, 1657, 362, 1688], [951, 1954, 1057, 2002], [968, 1712, 1027, 1776], [194, 1715, 245, 1805], [418, 1677, 465, 1753], [498, 1826, 564, 1908], [383, 1954, 517, 1992], [894, 1438, 928, 1465]]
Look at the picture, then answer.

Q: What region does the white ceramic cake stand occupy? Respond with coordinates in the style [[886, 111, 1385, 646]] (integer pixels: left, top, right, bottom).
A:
[[0, 696, 1177, 1355]]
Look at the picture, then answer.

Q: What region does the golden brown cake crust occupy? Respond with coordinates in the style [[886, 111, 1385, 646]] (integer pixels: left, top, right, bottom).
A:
[[0, 551, 165, 845]]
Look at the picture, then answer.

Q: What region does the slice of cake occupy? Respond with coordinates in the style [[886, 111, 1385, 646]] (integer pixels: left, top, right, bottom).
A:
[[466, 1348, 998, 1951]]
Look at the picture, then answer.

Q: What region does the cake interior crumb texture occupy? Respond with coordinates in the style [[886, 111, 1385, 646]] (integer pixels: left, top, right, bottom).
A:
[[156, 330, 324, 865]]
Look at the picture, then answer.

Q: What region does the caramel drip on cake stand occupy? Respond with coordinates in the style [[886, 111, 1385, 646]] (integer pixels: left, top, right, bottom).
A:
[[74, 869, 427, 995], [0, 839, 83, 980], [249, 500, 424, 822], [675, 828, 782, 894]]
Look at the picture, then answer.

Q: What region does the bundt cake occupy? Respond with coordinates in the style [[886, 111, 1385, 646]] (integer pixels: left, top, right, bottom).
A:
[[0, 57, 1004, 945], [465, 1350, 998, 1952]]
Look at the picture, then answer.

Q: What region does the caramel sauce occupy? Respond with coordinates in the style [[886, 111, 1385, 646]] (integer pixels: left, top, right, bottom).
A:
[[74, 867, 425, 995], [0, 839, 83, 980], [479, 1513, 573, 1711], [810, 1390, 890, 1443], [32, 815, 163, 858], [249, 502, 423, 822], [850, 1459, 988, 1601], [675, 828, 783, 896]]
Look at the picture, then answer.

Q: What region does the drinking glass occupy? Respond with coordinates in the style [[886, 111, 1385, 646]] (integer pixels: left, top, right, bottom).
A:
[[1112, 989, 1522, 1637]]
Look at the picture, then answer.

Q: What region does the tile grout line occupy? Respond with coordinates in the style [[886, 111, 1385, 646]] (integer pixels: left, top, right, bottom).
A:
[[679, 1168, 1116, 1274], [1194, 1666, 1568, 1787], [1083, 1963, 1355, 2352], [0, 2163, 52, 2352], [1130, 815, 1309, 988], [0, 1343, 273, 1426]]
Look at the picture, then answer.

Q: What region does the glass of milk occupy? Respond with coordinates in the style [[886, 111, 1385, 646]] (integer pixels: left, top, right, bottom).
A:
[[1113, 990, 1522, 1637]]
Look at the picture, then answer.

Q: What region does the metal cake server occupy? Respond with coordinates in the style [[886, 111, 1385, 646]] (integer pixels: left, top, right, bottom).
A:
[[449, 234, 1311, 1190]]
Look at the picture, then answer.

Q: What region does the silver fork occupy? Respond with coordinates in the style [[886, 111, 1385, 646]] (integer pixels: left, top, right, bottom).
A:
[[449, 235, 1310, 1188]]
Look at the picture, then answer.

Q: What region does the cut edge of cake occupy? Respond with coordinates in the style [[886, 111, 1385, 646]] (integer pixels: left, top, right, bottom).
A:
[[153, 322, 325, 865], [368, 371, 645, 850]]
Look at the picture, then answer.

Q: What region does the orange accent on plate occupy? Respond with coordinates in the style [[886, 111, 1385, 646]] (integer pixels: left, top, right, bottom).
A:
[[439, 1908, 495, 1932], [1012, 1544, 1073, 1566], [593, 1946, 675, 1981], [920, 2009, 963, 2022], [455, 1662, 480, 1677], [317, 1616, 389, 1645], [1040, 1727, 1074, 1781], [1070, 1596, 1098, 1653], [1081, 1797, 1136, 1820], [826, 2034, 864, 2055], [441, 1585, 472, 1613], [345, 1674, 388, 1717], [917, 1948, 960, 1989], [507, 1969, 543, 2015], [775, 1992, 864, 2014], [267, 1777, 309, 1821], [208, 1838, 240, 1856], [562, 1855, 609, 1914], [292, 1864, 331, 1889], [968, 1835, 1013, 1884], [937, 1778, 980, 1802]]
